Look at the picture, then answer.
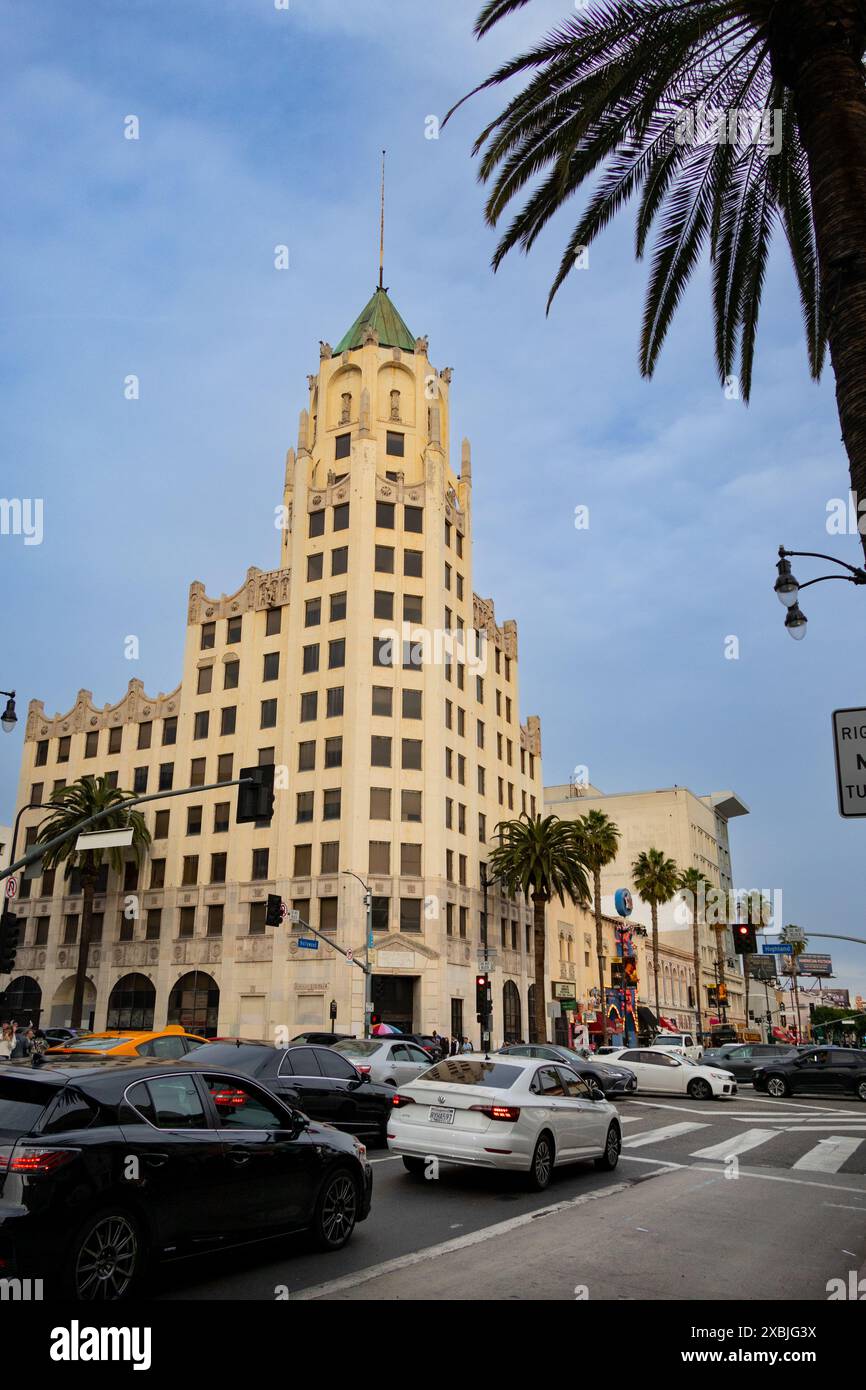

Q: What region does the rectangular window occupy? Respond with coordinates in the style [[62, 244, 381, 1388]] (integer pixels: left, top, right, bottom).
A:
[[300, 691, 318, 722], [145, 908, 162, 941], [446, 849, 454, 880], [400, 898, 421, 933], [34, 916, 50, 946], [446, 903, 455, 937], [369, 841, 390, 875], [133, 767, 148, 794], [201, 621, 216, 649], [214, 802, 229, 833], [324, 736, 342, 768], [154, 809, 170, 839], [84, 730, 98, 758], [445, 797, 453, 829], [458, 803, 466, 834], [35, 739, 49, 766], [335, 432, 351, 460], [197, 667, 213, 696], [266, 607, 282, 636], [401, 789, 422, 823], [194, 711, 209, 740], [404, 549, 422, 577], [217, 753, 233, 782], [206, 904, 224, 938], [370, 787, 391, 820], [220, 706, 237, 736], [479, 813, 487, 842], [162, 716, 177, 746], [260, 699, 277, 729], [374, 589, 394, 620], [373, 636, 394, 668], [136, 722, 152, 750], [330, 591, 347, 622], [372, 685, 393, 717], [321, 841, 339, 873], [298, 740, 316, 772], [323, 789, 341, 821], [375, 545, 394, 573], [331, 546, 348, 576], [371, 735, 392, 767], [372, 897, 390, 932], [309, 508, 325, 537], [402, 739, 422, 771], [400, 843, 422, 876], [305, 597, 321, 628], [456, 532, 463, 559], [187, 806, 202, 836], [307, 552, 323, 582], [320, 897, 338, 932], [404, 504, 423, 532], [456, 574, 464, 601], [328, 638, 345, 669], [294, 844, 312, 876], [403, 593, 423, 623], [106, 727, 122, 755], [226, 615, 242, 643], [376, 500, 395, 528], [477, 720, 485, 749], [179, 906, 196, 939], [386, 431, 405, 457], [459, 905, 468, 938], [249, 902, 267, 936], [445, 562, 452, 591], [262, 654, 280, 687], [251, 848, 270, 881], [333, 502, 349, 531], [297, 792, 314, 823], [402, 688, 422, 720], [326, 686, 344, 718], [303, 644, 320, 674], [182, 856, 198, 887], [150, 859, 166, 889], [459, 854, 467, 886], [224, 660, 239, 690]]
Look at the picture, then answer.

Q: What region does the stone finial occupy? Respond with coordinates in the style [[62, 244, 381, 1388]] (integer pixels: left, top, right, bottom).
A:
[[414, 335, 429, 354], [284, 448, 295, 487], [319, 341, 332, 359], [307, 374, 318, 392], [362, 324, 379, 347], [441, 367, 453, 384], [527, 714, 542, 756], [298, 408, 310, 453], [359, 387, 372, 436], [461, 437, 472, 481]]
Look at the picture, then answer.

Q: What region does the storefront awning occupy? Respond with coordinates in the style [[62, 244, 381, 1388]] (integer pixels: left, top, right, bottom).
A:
[[638, 1006, 658, 1032]]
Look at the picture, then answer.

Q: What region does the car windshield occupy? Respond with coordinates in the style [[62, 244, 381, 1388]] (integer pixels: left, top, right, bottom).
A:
[[416, 1058, 522, 1088], [333, 1040, 381, 1057], [61, 1036, 135, 1051]]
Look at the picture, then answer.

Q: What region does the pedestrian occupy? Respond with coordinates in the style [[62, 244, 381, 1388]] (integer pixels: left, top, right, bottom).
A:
[[449, 1035, 460, 1056], [0, 1024, 13, 1061], [440, 1034, 451, 1060], [30, 1029, 49, 1057], [431, 1030, 441, 1055], [461, 1036, 472, 1054], [11, 1027, 29, 1060]]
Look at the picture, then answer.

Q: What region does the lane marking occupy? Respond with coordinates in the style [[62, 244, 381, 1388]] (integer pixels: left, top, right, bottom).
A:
[[793, 1136, 864, 1174], [624, 1153, 866, 1194], [291, 1180, 632, 1300], [690, 1128, 781, 1160], [623, 1122, 708, 1149]]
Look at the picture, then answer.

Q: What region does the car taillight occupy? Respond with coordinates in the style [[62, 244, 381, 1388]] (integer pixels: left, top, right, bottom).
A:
[[0, 1145, 79, 1175], [355, 1065, 372, 1075], [390, 1094, 416, 1107], [469, 1104, 520, 1122]]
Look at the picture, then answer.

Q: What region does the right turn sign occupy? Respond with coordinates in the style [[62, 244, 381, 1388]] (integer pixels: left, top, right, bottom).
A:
[[832, 707, 866, 817]]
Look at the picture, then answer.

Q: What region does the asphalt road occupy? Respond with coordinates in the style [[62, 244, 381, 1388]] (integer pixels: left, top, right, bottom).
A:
[[155, 1088, 866, 1301]]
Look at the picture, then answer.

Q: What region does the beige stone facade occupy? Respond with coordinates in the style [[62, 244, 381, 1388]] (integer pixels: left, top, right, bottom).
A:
[[7, 289, 547, 1044]]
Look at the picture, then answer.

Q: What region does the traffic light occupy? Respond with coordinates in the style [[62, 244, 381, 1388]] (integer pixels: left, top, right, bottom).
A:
[[370, 1012, 381, 1027], [236, 765, 276, 824], [475, 973, 492, 1024], [0, 910, 20, 975], [265, 893, 283, 927], [733, 923, 757, 955]]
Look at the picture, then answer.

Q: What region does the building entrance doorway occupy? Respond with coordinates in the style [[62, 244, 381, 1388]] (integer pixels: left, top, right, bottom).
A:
[[372, 975, 416, 1033]]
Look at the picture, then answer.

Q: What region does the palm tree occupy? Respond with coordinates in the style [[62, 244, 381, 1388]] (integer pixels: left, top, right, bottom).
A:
[[576, 810, 620, 1045], [37, 776, 151, 1028], [677, 867, 711, 1043], [451, 1, 866, 563], [489, 812, 590, 1044], [631, 848, 679, 1023]]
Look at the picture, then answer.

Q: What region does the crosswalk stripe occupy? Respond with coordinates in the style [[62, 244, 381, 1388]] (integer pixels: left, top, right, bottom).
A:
[[689, 1128, 781, 1160], [792, 1136, 864, 1173], [623, 1121, 708, 1148]]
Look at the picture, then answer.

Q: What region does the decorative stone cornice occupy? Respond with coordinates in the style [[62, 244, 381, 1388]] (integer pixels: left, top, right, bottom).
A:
[[26, 678, 182, 742], [374, 475, 424, 506], [187, 565, 290, 625], [309, 480, 350, 513], [473, 595, 517, 657]]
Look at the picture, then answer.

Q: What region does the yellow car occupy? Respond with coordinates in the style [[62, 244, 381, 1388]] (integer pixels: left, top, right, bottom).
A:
[[46, 1024, 208, 1060]]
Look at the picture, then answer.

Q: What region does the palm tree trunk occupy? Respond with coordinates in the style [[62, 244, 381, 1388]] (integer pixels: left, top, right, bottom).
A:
[[71, 854, 95, 1029], [594, 867, 608, 1045], [692, 910, 703, 1045], [780, 2, 866, 561], [651, 904, 660, 1023], [532, 891, 548, 1044]]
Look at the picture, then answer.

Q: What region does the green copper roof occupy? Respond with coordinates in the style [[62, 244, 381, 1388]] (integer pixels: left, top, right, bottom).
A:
[[334, 286, 416, 354]]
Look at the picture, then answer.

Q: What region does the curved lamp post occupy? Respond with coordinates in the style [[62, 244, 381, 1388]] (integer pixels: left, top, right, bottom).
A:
[[775, 547, 866, 639]]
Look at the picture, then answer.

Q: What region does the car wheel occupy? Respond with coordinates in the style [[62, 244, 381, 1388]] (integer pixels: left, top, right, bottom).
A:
[[594, 1124, 621, 1171], [402, 1156, 425, 1176], [857, 1078, 866, 1102], [310, 1167, 358, 1251], [526, 1132, 554, 1191], [766, 1075, 789, 1099], [687, 1078, 712, 1100], [63, 1207, 144, 1301]]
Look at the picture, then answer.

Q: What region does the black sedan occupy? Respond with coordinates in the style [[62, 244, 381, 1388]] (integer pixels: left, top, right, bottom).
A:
[[190, 1041, 394, 1144], [702, 1042, 797, 1082], [290, 1032, 356, 1047], [499, 1043, 637, 1098], [753, 1045, 866, 1100], [0, 1056, 372, 1299]]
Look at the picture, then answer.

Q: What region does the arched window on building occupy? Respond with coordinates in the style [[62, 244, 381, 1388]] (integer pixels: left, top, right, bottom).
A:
[[168, 972, 220, 1038], [4, 975, 42, 1026], [502, 980, 521, 1044], [107, 973, 156, 1031]]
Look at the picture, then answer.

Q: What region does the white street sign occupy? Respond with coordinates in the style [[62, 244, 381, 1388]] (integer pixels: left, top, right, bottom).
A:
[[832, 707, 866, 817], [289, 909, 300, 923], [346, 948, 353, 963], [5, 877, 17, 899], [76, 827, 135, 850], [782, 924, 806, 945]]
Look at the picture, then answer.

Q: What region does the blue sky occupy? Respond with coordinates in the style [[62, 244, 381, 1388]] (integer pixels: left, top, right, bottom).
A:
[[2, 0, 864, 1002]]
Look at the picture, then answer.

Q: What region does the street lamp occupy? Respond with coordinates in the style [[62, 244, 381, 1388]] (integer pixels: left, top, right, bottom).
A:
[[342, 870, 374, 1039], [774, 546, 866, 639], [0, 691, 17, 733]]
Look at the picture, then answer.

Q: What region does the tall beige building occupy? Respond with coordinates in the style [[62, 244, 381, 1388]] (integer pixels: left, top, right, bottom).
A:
[[544, 782, 750, 1031], [7, 287, 545, 1043]]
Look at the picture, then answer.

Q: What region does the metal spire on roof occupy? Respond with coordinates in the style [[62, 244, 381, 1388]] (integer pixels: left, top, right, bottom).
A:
[[378, 148, 386, 290]]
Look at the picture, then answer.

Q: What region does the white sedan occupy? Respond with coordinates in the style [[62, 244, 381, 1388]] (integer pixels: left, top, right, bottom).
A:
[[603, 1047, 737, 1100], [386, 1054, 622, 1190]]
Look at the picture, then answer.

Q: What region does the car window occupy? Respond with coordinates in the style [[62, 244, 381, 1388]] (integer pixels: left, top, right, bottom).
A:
[[41, 1088, 100, 1135], [127, 1075, 209, 1129], [406, 1045, 432, 1062], [558, 1069, 593, 1099], [644, 1051, 680, 1067], [204, 1076, 291, 1130], [734, 1046, 752, 1059], [533, 1066, 566, 1096], [619, 1050, 643, 1062], [317, 1049, 358, 1080], [333, 1040, 380, 1058], [282, 1047, 322, 1077], [390, 1044, 410, 1060], [0, 1079, 62, 1135], [139, 1035, 187, 1060]]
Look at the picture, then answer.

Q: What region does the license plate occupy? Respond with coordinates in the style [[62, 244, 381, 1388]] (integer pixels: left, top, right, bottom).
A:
[[429, 1106, 455, 1125]]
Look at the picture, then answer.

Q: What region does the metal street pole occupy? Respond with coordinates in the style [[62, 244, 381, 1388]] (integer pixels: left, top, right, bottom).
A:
[[343, 871, 374, 1039]]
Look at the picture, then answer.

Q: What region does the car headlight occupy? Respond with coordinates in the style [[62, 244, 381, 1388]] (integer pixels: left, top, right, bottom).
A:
[[710, 1071, 732, 1081]]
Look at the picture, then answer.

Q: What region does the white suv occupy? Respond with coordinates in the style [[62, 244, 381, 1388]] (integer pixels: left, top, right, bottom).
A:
[[650, 1032, 704, 1062]]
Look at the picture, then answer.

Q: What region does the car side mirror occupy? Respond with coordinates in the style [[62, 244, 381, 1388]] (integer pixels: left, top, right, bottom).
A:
[[588, 1083, 605, 1100]]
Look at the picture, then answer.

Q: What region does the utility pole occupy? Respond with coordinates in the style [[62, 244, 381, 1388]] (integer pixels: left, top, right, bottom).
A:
[[343, 871, 374, 1039]]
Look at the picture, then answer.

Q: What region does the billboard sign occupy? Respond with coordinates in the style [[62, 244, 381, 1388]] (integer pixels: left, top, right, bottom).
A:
[[784, 953, 833, 977], [746, 953, 776, 981], [819, 989, 850, 1008]]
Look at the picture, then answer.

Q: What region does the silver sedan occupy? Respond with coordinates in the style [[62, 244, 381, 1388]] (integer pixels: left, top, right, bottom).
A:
[[333, 1037, 434, 1087]]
